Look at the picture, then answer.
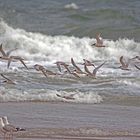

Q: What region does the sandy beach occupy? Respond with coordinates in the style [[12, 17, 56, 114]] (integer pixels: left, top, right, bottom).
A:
[[0, 102, 140, 140]]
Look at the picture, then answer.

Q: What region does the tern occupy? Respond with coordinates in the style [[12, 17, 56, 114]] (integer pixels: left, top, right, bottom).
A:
[[56, 94, 75, 100], [0, 44, 18, 57], [71, 58, 85, 74], [91, 33, 105, 47], [119, 56, 130, 70], [84, 62, 106, 78], [1, 74, 16, 85], [83, 59, 95, 67]]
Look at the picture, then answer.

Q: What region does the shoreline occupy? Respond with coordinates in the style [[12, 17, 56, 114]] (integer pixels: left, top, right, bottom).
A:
[[0, 102, 140, 140]]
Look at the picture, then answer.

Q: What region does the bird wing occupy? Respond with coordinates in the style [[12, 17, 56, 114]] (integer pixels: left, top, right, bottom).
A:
[[56, 63, 62, 72], [1, 74, 11, 81], [41, 69, 48, 77], [120, 56, 127, 67], [83, 59, 95, 67], [6, 48, 18, 56], [71, 58, 82, 72], [7, 58, 12, 68], [1, 74, 15, 84], [71, 72, 80, 78], [93, 62, 106, 75], [96, 34, 103, 45], [19, 59, 28, 69], [0, 44, 7, 56], [135, 65, 140, 70], [84, 64, 92, 76]]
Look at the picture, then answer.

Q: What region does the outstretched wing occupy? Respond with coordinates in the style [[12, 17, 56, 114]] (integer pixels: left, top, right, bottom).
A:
[[0, 44, 7, 56], [19, 59, 28, 69], [120, 56, 126, 67], [71, 58, 82, 72], [93, 61, 106, 75], [135, 65, 140, 70]]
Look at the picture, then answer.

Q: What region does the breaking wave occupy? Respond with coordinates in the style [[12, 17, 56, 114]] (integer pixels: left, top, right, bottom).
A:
[[0, 20, 139, 64]]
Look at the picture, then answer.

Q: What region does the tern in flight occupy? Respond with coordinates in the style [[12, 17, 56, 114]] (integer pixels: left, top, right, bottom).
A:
[[83, 59, 95, 67], [71, 58, 85, 74], [91, 33, 106, 47], [84, 62, 106, 78], [0, 44, 18, 57], [1, 74, 16, 85], [119, 56, 130, 70]]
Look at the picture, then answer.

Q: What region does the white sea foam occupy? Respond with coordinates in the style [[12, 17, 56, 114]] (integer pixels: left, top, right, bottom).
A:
[[0, 21, 139, 64], [64, 3, 79, 10], [0, 87, 103, 103]]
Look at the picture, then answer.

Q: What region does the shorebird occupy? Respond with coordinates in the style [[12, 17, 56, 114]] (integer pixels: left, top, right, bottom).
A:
[[45, 69, 58, 76], [0, 44, 18, 57], [1, 116, 17, 140], [134, 64, 140, 70], [0, 55, 28, 69], [0, 117, 7, 140], [83, 59, 95, 67], [58, 63, 80, 78], [91, 33, 105, 47], [1, 74, 16, 85], [34, 64, 48, 77], [0, 44, 28, 69], [7, 56, 28, 69], [84, 62, 106, 78], [54, 61, 69, 72], [131, 56, 140, 61], [119, 56, 130, 70], [71, 58, 85, 74], [56, 94, 75, 100], [63, 66, 80, 78]]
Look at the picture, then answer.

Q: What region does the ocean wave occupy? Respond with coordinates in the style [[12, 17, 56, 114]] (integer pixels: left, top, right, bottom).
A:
[[0, 20, 139, 63], [64, 3, 79, 10], [0, 87, 103, 103]]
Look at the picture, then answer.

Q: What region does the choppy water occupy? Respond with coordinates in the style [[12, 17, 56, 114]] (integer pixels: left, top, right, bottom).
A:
[[0, 0, 140, 105]]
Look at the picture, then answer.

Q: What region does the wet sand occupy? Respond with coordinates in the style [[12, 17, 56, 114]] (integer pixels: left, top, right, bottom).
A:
[[0, 102, 140, 140]]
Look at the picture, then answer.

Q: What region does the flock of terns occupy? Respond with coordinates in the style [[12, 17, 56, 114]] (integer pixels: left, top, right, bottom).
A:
[[0, 33, 140, 85], [0, 34, 140, 139]]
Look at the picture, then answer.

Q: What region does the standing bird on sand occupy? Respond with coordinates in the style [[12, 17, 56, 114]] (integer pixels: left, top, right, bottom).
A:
[[84, 62, 106, 78], [0, 116, 17, 140], [91, 33, 106, 47]]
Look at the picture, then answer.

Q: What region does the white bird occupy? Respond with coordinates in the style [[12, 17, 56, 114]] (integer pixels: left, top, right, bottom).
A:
[[84, 62, 106, 78], [91, 33, 106, 47], [2, 116, 17, 140], [0, 117, 7, 140], [0, 117, 17, 140], [119, 56, 130, 70]]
